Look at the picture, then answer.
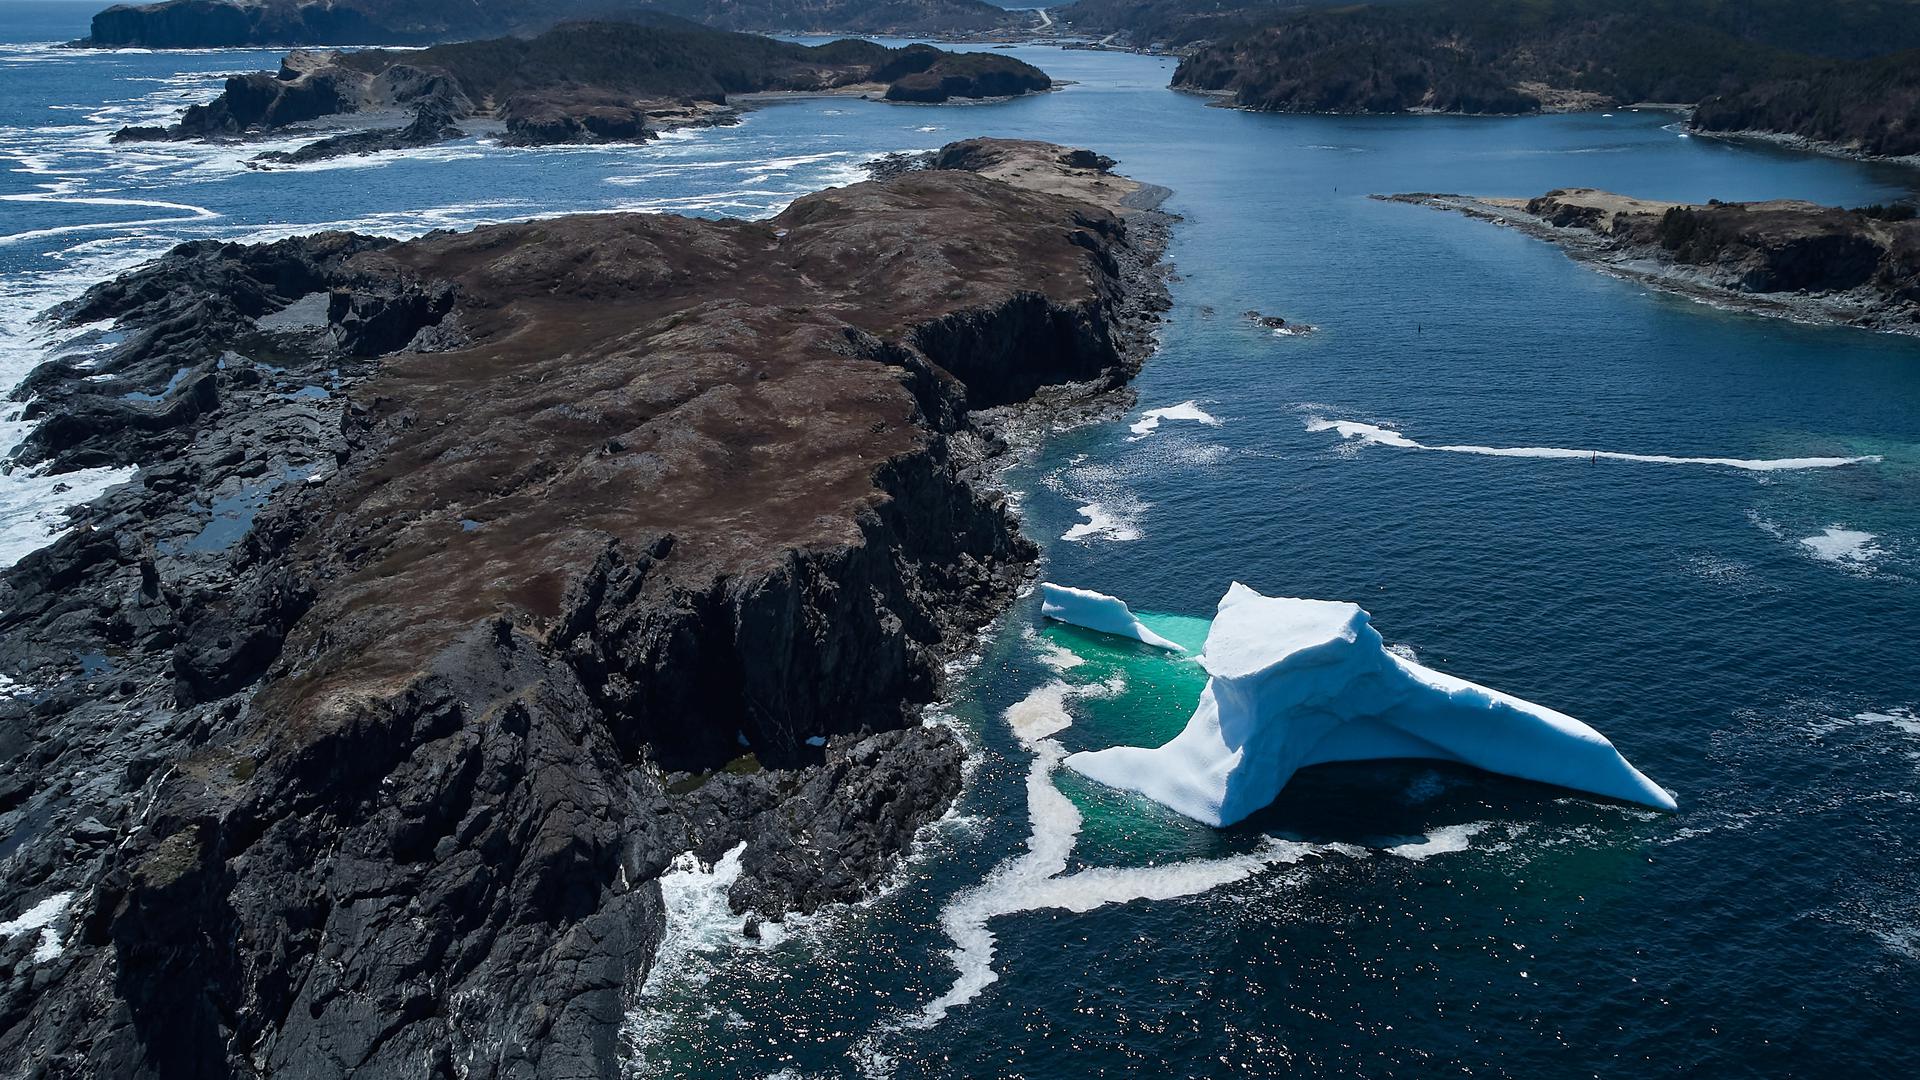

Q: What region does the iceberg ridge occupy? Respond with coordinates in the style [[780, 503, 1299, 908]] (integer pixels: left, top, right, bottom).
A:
[[1066, 583, 1676, 824]]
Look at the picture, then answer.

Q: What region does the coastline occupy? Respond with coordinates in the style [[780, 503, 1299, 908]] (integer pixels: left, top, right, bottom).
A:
[[1381, 191, 1920, 337], [1688, 125, 1920, 170], [0, 141, 1172, 1074]]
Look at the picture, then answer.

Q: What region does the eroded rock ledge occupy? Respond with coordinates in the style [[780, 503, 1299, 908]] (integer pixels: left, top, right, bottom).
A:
[[1384, 188, 1920, 334], [0, 140, 1169, 1078]]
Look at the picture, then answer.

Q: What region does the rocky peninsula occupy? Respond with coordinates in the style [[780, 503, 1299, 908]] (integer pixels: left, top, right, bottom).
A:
[[113, 17, 1053, 163], [1385, 188, 1920, 335], [0, 140, 1169, 1077], [82, 0, 1025, 49]]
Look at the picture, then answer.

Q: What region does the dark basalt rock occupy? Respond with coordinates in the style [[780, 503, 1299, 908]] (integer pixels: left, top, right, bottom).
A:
[[109, 124, 172, 144], [1243, 309, 1312, 334], [252, 103, 465, 166], [499, 91, 654, 147], [173, 67, 353, 138], [865, 150, 935, 180], [0, 146, 1170, 1078]]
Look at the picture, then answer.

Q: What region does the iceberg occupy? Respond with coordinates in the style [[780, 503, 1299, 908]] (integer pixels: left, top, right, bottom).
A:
[[1040, 583, 1182, 651], [1066, 583, 1675, 824]]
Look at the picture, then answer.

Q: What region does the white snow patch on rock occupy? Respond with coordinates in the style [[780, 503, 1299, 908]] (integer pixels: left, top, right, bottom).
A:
[[0, 890, 74, 964]]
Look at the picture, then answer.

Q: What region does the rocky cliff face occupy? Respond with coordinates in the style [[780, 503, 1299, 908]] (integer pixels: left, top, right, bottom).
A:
[[0, 142, 1169, 1078]]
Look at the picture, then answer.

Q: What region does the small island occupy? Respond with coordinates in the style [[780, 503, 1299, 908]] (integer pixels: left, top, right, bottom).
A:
[[114, 16, 1054, 163], [1385, 188, 1920, 335]]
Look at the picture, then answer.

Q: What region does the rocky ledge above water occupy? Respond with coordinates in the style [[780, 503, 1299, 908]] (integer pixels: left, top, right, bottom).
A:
[[1384, 188, 1920, 335], [112, 17, 1053, 164], [0, 139, 1169, 1078]]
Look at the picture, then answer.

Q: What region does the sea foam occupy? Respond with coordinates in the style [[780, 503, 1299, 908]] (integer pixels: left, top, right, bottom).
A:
[[1800, 526, 1885, 567], [1307, 416, 1880, 471], [1130, 400, 1221, 439]]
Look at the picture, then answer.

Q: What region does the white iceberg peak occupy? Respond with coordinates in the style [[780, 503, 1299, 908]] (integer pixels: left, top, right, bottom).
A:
[[1067, 583, 1675, 824], [1039, 583, 1181, 651]]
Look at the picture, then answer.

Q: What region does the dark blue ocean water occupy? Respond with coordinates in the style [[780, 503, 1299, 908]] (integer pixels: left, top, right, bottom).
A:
[[3, 1, 1918, 1075]]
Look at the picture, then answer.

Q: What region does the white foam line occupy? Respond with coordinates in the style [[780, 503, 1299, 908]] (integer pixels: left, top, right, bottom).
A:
[[1307, 417, 1880, 471], [900, 673, 1351, 1033], [1129, 399, 1222, 439], [0, 193, 220, 247]]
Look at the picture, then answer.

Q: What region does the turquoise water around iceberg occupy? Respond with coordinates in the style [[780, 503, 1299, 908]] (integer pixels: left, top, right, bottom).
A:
[[3, 1, 1919, 1075]]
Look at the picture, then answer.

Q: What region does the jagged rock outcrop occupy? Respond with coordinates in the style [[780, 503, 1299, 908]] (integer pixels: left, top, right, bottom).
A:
[[1385, 188, 1920, 333], [252, 102, 465, 166], [497, 91, 652, 147], [0, 142, 1169, 1078]]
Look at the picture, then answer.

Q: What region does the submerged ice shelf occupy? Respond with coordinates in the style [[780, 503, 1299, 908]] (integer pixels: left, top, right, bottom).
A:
[[1055, 583, 1675, 824]]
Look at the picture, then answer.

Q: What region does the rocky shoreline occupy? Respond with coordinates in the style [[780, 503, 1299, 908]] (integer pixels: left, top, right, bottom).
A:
[[0, 139, 1170, 1077], [112, 21, 1054, 165], [1686, 126, 1920, 170], [1382, 189, 1920, 336]]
